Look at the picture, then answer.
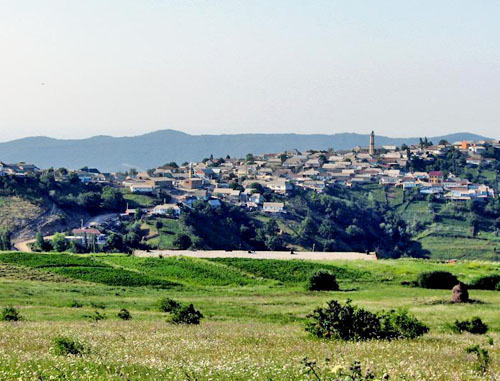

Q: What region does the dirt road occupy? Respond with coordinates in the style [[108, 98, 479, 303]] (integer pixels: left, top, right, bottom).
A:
[[133, 250, 377, 261], [13, 235, 55, 252]]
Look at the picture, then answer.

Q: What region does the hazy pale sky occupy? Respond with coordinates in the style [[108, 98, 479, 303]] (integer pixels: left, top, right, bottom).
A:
[[1, 0, 499, 142]]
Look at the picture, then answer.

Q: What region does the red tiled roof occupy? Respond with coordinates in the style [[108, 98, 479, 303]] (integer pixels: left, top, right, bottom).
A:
[[429, 171, 444, 176], [72, 228, 101, 235]]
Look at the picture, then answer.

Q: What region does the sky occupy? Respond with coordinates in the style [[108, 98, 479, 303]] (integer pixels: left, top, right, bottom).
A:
[[0, 0, 499, 142]]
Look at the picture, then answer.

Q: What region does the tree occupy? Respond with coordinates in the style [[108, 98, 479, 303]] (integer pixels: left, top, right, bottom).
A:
[[52, 233, 68, 252], [299, 216, 316, 239], [105, 233, 124, 252], [0, 229, 11, 250], [173, 233, 192, 250], [163, 162, 179, 168], [318, 219, 335, 239], [77, 192, 102, 212], [265, 235, 285, 250], [246, 153, 255, 164], [33, 233, 51, 252], [265, 219, 280, 235], [101, 186, 125, 211]]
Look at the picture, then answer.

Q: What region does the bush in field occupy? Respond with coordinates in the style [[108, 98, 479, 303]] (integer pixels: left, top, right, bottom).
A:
[[53, 336, 88, 356], [466, 345, 490, 373], [69, 300, 83, 308], [172, 233, 192, 250], [469, 275, 500, 290], [85, 310, 105, 322], [451, 317, 488, 334], [171, 304, 203, 325], [90, 302, 106, 309], [308, 270, 339, 291], [117, 308, 132, 320], [378, 309, 429, 339], [1, 306, 21, 321], [416, 271, 458, 289], [306, 299, 428, 341], [158, 297, 181, 313]]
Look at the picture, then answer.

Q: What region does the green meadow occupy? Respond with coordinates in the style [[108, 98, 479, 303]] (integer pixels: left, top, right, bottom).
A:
[[0, 252, 498, 380]]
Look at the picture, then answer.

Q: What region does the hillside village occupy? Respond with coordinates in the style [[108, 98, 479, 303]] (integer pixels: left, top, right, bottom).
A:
[[1, 134, 499, 257], [1, 134, 498, 219]]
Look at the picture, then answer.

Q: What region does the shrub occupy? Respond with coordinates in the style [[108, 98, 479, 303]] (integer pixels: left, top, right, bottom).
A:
[[90, 302, 106, 309], [172, 233, 192, 250], [85, 310, 105, 322], [469, 275, 500, 290], [466, 345, 490, 373], [415, 271, 458, 289], [1, 306, 21, 322], [53, 336, 87, 356], [117, 308, 132, 320], [159, 297, 181, 313], [308, 270, 339, 291], [171, 304, 203, 325], [451, 317, 488, 334], [379, 309, 430, 339], [306, 299, 428, 341], [69, 300, 83, 308]]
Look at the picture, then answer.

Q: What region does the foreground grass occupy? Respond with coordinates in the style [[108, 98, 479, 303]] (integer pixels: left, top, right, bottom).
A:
[[0, 321, 498, 380], [0, 253, 498, 379]]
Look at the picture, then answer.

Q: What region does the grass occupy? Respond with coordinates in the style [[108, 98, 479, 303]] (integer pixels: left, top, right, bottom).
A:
[[0, 253, 498, 380], [0, 252, 178, 288], [419, 235, 500, 261], [100, 255, 260, 286], [146, 218, 185, 249], [121, 191, 156, 208], [209, 258, 371, 285]]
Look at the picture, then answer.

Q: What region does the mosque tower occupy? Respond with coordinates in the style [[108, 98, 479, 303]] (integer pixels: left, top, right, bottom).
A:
[[369, 131, 375, 155]]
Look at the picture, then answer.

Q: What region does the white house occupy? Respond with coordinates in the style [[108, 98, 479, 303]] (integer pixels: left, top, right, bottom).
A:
[[263, 202, 285, 214], [152, 204, 181, 216], [130, 182, 155, 193]]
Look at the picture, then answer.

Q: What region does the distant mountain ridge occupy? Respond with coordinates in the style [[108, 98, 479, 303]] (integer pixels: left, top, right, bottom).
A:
[[0, 130, 490, 172]]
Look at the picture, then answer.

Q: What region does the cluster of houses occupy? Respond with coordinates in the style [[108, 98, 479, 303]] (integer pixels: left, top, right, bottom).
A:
[[118, 138, 496, 214], [1, 136, 498, 219], [0, 162, 40, 176]]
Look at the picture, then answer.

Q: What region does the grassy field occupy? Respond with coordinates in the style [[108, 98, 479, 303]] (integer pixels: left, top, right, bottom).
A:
[[0, 252, 498, 380]]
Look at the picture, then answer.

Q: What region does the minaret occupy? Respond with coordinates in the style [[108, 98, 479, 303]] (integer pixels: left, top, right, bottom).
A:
[[369, 131, 375, 155]]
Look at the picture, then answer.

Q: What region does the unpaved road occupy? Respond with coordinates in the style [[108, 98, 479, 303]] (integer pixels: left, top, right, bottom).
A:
[[13, 235, 55, 252], [133, 250, 377, 261], [11, 212, 118, 252]]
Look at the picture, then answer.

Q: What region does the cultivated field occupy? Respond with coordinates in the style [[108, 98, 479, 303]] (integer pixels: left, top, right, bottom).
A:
[[0, 253, 498, 380]]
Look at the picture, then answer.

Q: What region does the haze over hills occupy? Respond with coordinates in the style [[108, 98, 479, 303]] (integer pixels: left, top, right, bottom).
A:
[[0, 130, 490, 172]]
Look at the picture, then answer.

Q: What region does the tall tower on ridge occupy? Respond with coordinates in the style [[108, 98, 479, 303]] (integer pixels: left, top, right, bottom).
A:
[[369, 131, 375, 155]]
